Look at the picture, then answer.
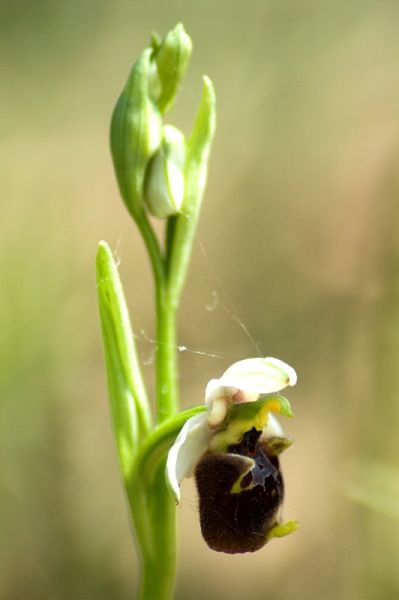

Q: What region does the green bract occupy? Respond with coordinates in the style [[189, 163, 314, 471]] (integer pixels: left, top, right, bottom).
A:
[[166, 76, 216, 306], [96, 241, 152, 474]]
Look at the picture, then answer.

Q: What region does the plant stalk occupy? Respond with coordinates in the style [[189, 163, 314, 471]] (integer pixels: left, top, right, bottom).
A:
[[155, 287, 179, 423], [138, 461, 177, 600]]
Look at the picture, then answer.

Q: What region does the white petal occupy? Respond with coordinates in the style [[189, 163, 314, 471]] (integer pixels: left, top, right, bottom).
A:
[[217, 356, 297, 395], [204, 378, 224, 408], [204, 379, 237, 428], [166, 413, 212, 504]]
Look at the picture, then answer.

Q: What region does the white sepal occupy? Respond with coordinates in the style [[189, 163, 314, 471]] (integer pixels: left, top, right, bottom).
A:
[[218, 357, 297, 395], [205, 357, 296, 428], [166, 413, 212, 504]]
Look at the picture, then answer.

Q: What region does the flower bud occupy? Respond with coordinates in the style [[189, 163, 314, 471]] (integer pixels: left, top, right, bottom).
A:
[[151, 23, 192, 114], [110, 48, 162, 218], [144, 125, 186, 218]]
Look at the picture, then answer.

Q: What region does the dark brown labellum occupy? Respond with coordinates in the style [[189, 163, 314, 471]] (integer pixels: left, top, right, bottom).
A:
[[195, 427, 284, 553]]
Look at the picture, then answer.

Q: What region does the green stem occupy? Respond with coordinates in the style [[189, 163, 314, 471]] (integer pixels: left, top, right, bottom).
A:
[[132, 213, 180, 598], [139, 560, 174, 600], [132, 462, 177, 600], [124, 171, 179, 599], [125, 472, 155, 561], [150, 463, 177, 597], [135, 210, 179, 423], [155, 287, 179, 423], [136, 211, 165, 288], [127, 461, 177, 600]]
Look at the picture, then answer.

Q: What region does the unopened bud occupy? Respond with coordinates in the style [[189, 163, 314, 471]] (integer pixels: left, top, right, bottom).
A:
[[110, 48, 162, 218], [152, 23, 192, 114], [145, 125, 186, 218]]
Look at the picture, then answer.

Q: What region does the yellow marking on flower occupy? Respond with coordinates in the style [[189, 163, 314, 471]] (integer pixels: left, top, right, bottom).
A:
[[265, 519, 299, 541], [264, 400, 281, 413], [230, 457, 255, 494]]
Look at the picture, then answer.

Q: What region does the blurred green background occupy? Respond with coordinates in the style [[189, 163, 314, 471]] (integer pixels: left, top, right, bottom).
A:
[[2, 1, 399, 598]]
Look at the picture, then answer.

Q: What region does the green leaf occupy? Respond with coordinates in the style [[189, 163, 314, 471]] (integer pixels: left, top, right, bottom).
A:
[[96, 241, 152, 477], [166, 76, 216, 306], [135, 405, 207, 482]]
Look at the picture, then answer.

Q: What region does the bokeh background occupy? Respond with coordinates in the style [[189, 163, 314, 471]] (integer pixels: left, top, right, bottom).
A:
[[2, 1, 399, 598]]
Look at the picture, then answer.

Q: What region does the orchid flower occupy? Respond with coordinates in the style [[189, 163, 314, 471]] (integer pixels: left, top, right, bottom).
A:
[[166, 356, 298, 553]]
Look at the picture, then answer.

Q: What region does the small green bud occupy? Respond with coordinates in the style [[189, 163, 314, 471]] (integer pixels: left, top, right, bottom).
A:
[[110, 48, 162, 218], [152, 23, 192, 114], [145, 125, 186, 218]]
